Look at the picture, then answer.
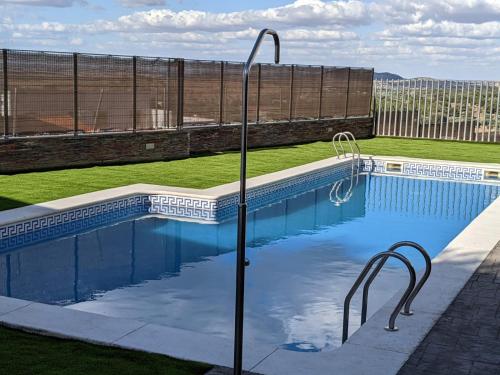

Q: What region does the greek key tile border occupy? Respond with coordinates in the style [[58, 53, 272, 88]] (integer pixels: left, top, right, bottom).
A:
[[148, 195, 217, 221], [402, 162, 482, 181], [362, 159, 494, 183], [1, 157, 497, 251], [0, 195, 150, 251]]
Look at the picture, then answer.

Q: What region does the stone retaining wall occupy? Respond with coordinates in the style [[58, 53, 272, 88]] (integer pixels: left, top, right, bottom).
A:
[[0, 117, 373, 173]]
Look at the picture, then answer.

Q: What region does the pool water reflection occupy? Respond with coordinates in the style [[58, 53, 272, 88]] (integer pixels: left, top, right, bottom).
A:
[[0, 175, 498, 351]]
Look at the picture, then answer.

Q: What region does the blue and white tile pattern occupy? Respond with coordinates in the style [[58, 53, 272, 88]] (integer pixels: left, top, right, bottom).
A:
[[1, 157, 498, 251]]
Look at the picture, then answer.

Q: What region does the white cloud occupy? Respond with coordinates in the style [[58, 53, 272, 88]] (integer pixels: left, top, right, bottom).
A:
[[104, 0, 370, 33], [117, 0, 165, 8], [373, 0, 500, 24], [380, 20, 500, 40], [0, 0, 499, 79]]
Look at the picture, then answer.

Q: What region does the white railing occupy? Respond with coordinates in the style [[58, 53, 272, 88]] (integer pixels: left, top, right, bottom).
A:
[[373, 79, 500, 143]]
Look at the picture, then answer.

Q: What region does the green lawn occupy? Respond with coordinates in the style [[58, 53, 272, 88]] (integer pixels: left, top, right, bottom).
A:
[[0, 136, 499, 374], [0, 326, 210, 375], [1, 137, 499, 212]]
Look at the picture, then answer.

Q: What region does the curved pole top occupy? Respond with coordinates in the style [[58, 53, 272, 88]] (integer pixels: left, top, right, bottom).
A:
[[243, 29, 280, 76]]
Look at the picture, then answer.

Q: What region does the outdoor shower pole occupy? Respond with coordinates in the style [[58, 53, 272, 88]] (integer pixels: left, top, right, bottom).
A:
[[234, 28, 280, 375]]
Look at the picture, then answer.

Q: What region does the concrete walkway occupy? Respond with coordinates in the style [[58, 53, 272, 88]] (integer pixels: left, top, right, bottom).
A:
[[398, 241, 500, 375]]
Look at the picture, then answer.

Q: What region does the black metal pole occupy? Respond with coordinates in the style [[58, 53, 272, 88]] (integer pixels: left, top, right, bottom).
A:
[[234, 28, 280, 375]]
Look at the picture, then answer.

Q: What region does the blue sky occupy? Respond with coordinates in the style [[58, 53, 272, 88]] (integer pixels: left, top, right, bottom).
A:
[[1, 0, 499, 80]]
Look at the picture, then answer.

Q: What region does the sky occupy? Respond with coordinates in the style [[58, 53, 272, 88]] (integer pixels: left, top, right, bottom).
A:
[[0, 0, 499, 80]]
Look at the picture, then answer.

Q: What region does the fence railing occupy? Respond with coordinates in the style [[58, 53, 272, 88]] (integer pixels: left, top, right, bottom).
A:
[[374, 79, 500, 143], [0, 48, 373, 138]]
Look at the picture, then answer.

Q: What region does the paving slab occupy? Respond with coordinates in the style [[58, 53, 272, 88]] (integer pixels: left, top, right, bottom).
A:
[[115, 323, 277, 370], [0, 302, 145, 344], [0, 296, 32, 315], [398, 241, 500, 375]]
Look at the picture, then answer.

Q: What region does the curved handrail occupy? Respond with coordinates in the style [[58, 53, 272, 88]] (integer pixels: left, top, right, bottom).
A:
[[332, 132, 353, 159], [234, 28, 280, 375], [332, 131, 361, 182], [333, 131, 360, 158], [332, 131, 360, 159], [361, 241, 432, 324], [329, 177, 354, 205], [329, 131, 361, 206], [342, 131, 361, 157], [342, 251, 416, 343]]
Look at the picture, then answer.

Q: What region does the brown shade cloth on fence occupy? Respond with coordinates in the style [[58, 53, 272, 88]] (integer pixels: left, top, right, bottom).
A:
[[183, 60, 221, 125], [0, 48, 373, 137], [347, 68, 373, 117], [6, 50, 74, 136], [78, 54, 134, 133], [220, 62, 259, 124], [136, 57, 174, 130], [259, 64, 291, 122], [222, 62, 243, 124], [321, 67, 350, 118], [292, 65, 322, 120]]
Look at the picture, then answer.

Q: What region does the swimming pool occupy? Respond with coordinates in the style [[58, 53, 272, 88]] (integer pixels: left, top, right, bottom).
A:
[[1, 173, 498, 352]]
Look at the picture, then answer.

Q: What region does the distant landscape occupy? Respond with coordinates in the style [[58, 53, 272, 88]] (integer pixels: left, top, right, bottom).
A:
[[374, 72, 405, 80], [375, 72, 453, 81]]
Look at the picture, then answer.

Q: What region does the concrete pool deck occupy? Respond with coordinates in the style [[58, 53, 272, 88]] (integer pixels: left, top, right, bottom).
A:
[[0, 156, 499, 374]]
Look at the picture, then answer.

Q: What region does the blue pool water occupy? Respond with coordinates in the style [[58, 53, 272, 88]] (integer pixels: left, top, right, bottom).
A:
[[0, 174, 498, 351]]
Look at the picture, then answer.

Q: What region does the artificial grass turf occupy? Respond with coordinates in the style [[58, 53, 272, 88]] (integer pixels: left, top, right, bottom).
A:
[[0, 325, 211, 375], [1, 137, 499, 212]]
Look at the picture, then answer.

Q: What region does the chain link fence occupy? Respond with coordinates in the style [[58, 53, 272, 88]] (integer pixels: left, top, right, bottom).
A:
[[374, 79, 500, 143], [0, 48, 374, 137]]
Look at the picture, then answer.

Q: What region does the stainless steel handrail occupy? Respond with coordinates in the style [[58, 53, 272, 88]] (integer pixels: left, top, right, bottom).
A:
[[332, 131, 360, 163], [234, 28, 280, 375], [361, 241, 432, 324], [342, 251, 416, 344], [330, 131, 361, 205], [329, 177, 353, 206]]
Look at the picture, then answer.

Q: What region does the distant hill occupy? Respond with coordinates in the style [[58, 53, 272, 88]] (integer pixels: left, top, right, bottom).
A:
[[374, 72, 404, 80]]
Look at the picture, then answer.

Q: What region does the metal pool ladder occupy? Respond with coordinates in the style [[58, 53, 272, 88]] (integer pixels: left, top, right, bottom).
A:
[[342, 241, 432, 343], [330, 131, 361, 205]]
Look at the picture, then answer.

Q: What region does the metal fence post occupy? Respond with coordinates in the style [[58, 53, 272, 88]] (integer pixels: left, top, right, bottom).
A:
[[219, 61, 224, 125], [289, 65, 295, 121], [256, 63, 261, 123], [318, 66, 324, 119], [132, 56, 137, 132], [166, 59, 171, 128], [368, 69, 377, 117], [176, 58, 184, 129], [345, 68, 351, 119], [2, 49, 8, 138], [73, 52, 78, 135]]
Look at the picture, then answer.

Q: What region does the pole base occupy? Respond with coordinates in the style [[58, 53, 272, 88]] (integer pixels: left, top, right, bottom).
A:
[[384, 326, 399, 332], [400, 310, 414, 316]]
